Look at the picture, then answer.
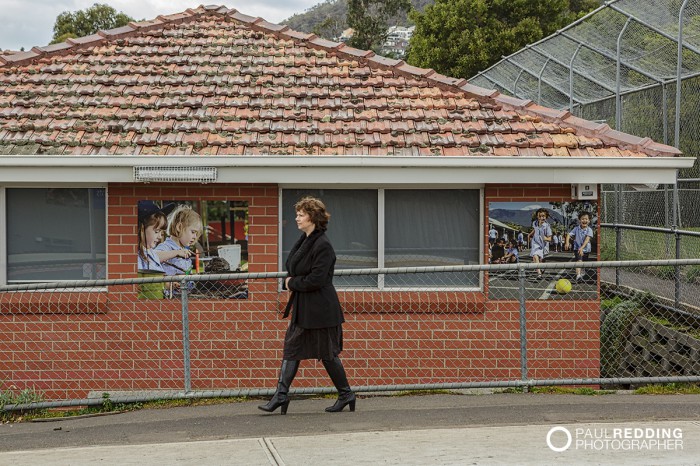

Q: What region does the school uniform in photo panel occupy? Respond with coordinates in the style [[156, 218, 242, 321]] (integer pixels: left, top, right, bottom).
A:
[[155, 237, 193, 275], [138, 249, 165, 273], [530, 220, 552, 258], [570, 225, 594, 259]]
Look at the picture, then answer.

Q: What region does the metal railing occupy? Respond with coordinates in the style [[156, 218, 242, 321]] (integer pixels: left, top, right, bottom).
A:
[[601, 223, 700, 309], [2, 259, 700, 411]]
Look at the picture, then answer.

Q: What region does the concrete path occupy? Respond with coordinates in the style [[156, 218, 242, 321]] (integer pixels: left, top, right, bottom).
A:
[[2, 393, 699, 465], [1, 420, 698, 465]]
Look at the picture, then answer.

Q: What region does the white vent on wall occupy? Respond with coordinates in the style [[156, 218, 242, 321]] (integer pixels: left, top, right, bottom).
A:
[[134, 166, 217, 183]]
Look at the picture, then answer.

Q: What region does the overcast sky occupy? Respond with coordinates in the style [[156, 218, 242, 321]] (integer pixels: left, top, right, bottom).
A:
[[0, 0, 318, 51]]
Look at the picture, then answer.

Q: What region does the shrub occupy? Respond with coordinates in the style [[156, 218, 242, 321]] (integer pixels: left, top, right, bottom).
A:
[[600, 298, 644, 378], [0, 384, 44, 422]]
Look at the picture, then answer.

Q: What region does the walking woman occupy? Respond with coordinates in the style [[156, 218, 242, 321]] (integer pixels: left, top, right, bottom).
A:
[[259, 196, 355, 415]]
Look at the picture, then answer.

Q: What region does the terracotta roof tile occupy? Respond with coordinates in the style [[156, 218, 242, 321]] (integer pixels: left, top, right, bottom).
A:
[[518, 147, 546, 157], [551, 133, 579, 148], [542, 146, 571, 157], [0, 7, 681, 158]]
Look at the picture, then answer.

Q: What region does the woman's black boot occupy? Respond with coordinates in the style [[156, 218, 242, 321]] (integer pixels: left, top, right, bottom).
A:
[[322, 357, 356, 412], [258, 359, 299, 415]]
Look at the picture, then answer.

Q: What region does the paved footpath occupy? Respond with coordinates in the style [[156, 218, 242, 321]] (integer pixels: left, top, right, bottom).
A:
[[1, 393, 700, 465]]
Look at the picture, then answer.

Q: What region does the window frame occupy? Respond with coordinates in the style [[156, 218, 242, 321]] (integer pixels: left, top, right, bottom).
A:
[[0, 184, 108, 287], [279, 185, 484, 292]]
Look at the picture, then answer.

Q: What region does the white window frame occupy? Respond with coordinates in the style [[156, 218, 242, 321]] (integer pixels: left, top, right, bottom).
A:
[[279, 185, 484, 292], [0, 184, 108, 288]]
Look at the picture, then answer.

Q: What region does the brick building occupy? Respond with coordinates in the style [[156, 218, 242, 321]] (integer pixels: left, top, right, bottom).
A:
[[0, 6, 693, 399]]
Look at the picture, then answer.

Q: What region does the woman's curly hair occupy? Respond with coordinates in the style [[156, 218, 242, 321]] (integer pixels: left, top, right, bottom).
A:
[[295, 196, 330, 230]]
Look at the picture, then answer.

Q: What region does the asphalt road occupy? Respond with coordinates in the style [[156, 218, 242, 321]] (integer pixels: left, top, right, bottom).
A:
[[2, 392, 700, 453]]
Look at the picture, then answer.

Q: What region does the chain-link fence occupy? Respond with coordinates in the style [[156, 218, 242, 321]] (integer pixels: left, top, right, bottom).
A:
[[601, 182, 700, 230], [2, 259, 700, 411], [471, 0, 700, 225]]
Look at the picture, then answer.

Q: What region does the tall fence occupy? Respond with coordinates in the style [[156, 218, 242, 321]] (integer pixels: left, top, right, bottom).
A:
[[601, 181, 700, 230], [2, 259, 700, 411], [470, 0, 700, 174]]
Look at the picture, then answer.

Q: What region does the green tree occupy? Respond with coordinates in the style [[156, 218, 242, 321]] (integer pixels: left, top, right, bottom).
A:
[[347, 0, 412, 52], [51, 3, 134, 44], [313, 16, 346, 41], [407, 0, 598, 79]]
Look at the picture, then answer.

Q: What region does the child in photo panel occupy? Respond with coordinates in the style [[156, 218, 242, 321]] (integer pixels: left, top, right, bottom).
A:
[[155, 204, 203, 296], [565, 211, 594, 282], [528, 208, 552, 278]]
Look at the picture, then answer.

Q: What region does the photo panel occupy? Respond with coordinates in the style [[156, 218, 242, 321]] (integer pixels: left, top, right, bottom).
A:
[[487, 201, 598, 301], [137, 199, 248, 300]]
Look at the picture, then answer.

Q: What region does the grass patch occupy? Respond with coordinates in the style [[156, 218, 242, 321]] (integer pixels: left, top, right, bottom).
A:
[[496, 387, 615, 395], [139, 396, 250, 409], [2, 393, 252, 423], [687, 265, 700, 283], [390, 389, 454, 397], [497, 387, 523, 394], [601, 296, 624, 310], [1, 384, 45, 423], [530, 386, 616, 395], [599, 227, 700, 283], [634, 383, 700, 395], [600, 227, 700, 262], [645, 316, 700, 339]]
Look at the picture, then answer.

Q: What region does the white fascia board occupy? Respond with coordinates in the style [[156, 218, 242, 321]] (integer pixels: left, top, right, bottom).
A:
[[0, 155, 694, 184]]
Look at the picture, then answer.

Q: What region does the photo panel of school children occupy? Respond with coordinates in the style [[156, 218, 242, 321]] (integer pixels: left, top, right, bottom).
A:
[[487, 201, 598, 301], [136, 199, 249, 300]]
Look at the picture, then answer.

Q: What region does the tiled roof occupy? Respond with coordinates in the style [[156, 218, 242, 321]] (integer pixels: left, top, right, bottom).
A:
[[0, 5, 681, 157]]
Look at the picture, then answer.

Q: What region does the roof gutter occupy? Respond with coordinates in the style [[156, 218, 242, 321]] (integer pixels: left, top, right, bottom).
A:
[[0, 155, 694, 185], [0, 155, 694, 168]]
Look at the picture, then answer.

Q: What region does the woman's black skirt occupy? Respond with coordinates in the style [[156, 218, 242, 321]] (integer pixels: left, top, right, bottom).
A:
[[283, 322, 343, 361]]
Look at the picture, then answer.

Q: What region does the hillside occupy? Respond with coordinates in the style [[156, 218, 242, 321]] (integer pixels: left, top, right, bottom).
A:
[[282, 0, 433, 37], [490, 209, 566, 231]]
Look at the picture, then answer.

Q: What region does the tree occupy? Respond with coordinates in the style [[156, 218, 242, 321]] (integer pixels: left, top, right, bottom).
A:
[[51, 3, 134, 44], [346, 0, 412, 52], [406, 0, 599, 79], [313, 16, 346, 41]]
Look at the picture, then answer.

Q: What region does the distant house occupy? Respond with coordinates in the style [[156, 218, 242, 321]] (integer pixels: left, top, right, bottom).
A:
[[0, 5, 693, 399], [378, 26, 415, 58], [339, 27, 354, 42]]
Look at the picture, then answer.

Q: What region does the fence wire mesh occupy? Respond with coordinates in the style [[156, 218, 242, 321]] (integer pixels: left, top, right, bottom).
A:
[[601, 183, 700, 229], [2, 259, 700, 411], [471, 0, 700, 184]]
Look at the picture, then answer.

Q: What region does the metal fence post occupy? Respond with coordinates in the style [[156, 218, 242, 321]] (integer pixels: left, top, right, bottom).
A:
[[518, 265, 528, 392], [675, 228, 681, 310], [615, 184, 621, 287], [181, 278, 192, 393], [675, 0, 690, 149]]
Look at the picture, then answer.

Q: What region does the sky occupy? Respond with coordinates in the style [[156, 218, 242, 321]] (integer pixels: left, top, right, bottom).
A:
[[0, 0, 318, 51]]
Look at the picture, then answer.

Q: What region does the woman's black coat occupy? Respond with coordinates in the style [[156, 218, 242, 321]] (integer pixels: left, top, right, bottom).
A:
[[284, 230, 344, 329]]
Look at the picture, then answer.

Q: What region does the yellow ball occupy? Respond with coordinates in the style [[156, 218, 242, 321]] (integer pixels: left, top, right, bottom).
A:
[[555, 278, 572, 294]]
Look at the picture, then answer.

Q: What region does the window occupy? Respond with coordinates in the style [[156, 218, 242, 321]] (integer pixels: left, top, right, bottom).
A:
[[5, 188, 106, 283], [282, 189, 378, 287], [281, 189, 480, 289]]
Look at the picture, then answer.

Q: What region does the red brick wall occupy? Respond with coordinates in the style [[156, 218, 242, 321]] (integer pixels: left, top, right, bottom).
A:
[[0, 183, 600, 400]]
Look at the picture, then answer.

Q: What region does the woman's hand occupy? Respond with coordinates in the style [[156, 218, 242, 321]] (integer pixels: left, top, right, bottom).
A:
[[285, 277, 292, 289]]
